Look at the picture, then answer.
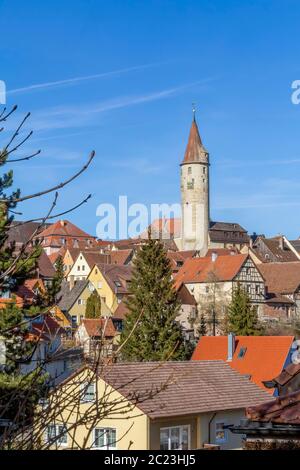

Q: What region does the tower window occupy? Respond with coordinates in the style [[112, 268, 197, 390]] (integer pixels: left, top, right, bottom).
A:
[[188, 167, 192, 175], [203, 167, 206, 174], [187, 179, 194, 190]]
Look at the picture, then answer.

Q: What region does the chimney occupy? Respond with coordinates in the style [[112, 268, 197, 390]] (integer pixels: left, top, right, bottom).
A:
[[227, 333, 235, 361], [279, 235, 284, 251], [211, 252, 218, 262], [69, 275, 75, 291]]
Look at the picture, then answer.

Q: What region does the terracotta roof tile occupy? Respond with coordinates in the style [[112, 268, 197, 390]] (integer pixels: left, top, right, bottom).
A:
[[246, 389, 300, 424], [257, 262, 300, 294], [192, 336, 294, 394], [81, 318, 116, 338], [181, 119, 208, 164], [174, 253, 248, 288], [100, 361, 270, 418], [114, 300, 129, 320]]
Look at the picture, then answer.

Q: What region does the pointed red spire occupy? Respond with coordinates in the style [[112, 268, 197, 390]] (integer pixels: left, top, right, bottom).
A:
[[182, 118, 208, 164]]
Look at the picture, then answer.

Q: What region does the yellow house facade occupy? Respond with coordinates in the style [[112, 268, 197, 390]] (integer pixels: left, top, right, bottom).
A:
[[87, 264, 132, 313], [43, 361, 270, 450]]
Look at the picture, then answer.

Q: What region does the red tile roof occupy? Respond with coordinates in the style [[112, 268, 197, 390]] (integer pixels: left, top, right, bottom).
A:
[[38, 219, 95, 239], [257, 262, 300, 295], [31, 315, 66, 340], [192, 335, 294, 394], [181, 119, 208, 164], [100, 360, 270, 418], [48, 247, 66, 265], [113, 300, 129, 320], [246, 389, 300, 424], [81, 318, 116, 338], [110, 249, 133, 265], [174, 254, 248, 288], [36, 220, 96, 249], [17, 278, 45, 304]]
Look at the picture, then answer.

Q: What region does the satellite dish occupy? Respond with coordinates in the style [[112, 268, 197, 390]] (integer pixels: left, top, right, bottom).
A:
[[292, 350, 300, 365]]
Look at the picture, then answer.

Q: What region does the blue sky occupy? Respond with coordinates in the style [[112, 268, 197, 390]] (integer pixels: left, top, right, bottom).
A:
[[1, 0, 300, 239]]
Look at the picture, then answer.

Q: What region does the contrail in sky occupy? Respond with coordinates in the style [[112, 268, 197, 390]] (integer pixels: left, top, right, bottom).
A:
[[7, 62, 163, 95]]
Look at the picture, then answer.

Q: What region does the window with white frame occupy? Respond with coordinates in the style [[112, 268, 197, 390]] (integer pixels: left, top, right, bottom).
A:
[[98, 281, 102, 289], [215, 422, 227, 443], [93, 427, 116, 449], [81, 382, 95, 402], [160, 425, 189, 450], [46, 424, 67, 446]]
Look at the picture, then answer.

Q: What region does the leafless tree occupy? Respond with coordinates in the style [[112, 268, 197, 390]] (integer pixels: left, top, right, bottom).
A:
[[0, 106, 173, 450]]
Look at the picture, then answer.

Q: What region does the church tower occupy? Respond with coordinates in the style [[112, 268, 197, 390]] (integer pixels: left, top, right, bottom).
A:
[[180, 114, 210, 254]]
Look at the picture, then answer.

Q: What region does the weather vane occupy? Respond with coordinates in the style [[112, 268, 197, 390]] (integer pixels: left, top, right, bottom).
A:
[[192, 102, 196, 121]]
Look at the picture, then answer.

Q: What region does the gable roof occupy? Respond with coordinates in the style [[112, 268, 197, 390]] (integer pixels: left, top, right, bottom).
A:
[[48, 247, 67, 265], [257, 262, 300, 294], [17, 278, 45, 304], [94, 264, 132, 294], [57, 279, 88, 311], [246, 389, 300, 425], [110, 249, 133, 265], [253, 236, 299, 263], [7, 221, 50, 245], [192, 336, 294, 394], [82, 251, 111, 268], [174, 254, 248, 287], [100, 361, 270, 418], [177, 284, 197, 305], [263, 362, 300, 390], [113, 300, 129, 320], [31, 315, 66, 341], [37, 219, 95, 239], [81, 318, 116, 338], [38, 251, 56, 278]]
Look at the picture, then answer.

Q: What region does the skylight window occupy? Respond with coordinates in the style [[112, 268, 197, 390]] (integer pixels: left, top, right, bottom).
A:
[[237, 347, 247, 359]]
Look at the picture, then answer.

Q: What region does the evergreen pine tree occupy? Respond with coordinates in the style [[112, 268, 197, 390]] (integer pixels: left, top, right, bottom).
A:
[[85, 290, 102, 319], [227, 283, 262, 336], [120, 236, 186, 361], [198, 313, 207, 337]]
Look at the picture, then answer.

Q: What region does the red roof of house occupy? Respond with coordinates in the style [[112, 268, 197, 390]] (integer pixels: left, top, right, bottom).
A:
[[174, 254, 248, 288], [38, 219, 95, 239], [31, 315, 66, 340], [113, 300, 129, 320], [48, 247, 67, 265], [257, 262, 300, 295], [246, 389, 300, 424], [81, 318, 116, 338], [17, 278, 45, 304], [192, 335, 294, 394]]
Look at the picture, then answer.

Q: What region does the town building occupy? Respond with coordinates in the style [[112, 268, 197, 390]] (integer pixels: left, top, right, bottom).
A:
[[74, 318, 117, 357], [34, 219, 97, 256], [45, 361, 269, 450], [192, 334, 295, 394], [174, 253, 265, 330], [257, 261, 300, 320], [229, 363, 300, 449], [87, 264, 132, 313]]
